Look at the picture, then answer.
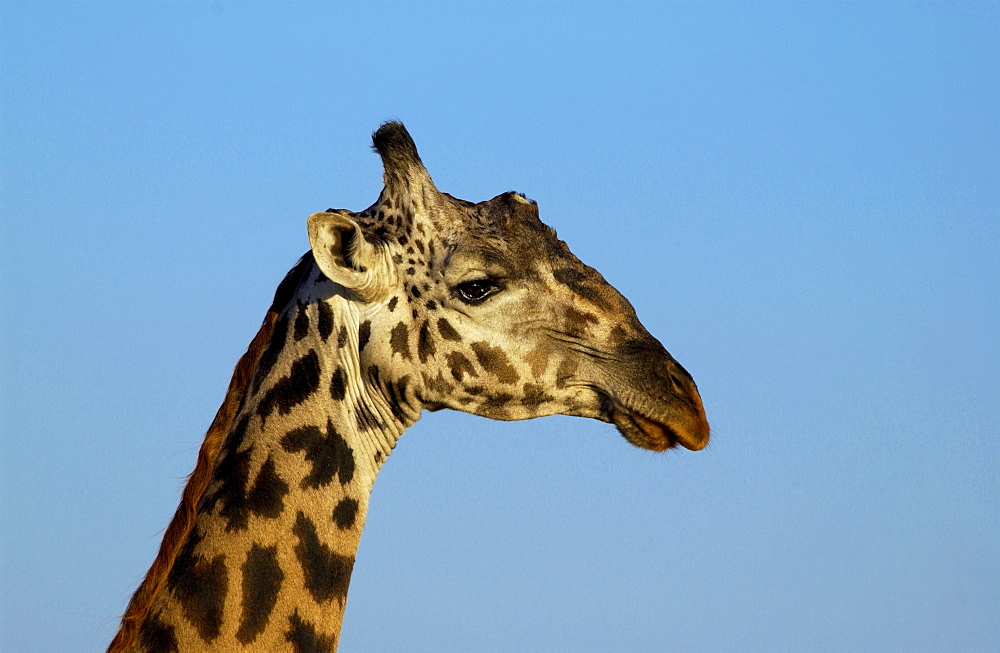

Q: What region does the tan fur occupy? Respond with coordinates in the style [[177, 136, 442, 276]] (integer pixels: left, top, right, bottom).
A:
[[108, 311, 279, 653], [107, 125, 708, 651]]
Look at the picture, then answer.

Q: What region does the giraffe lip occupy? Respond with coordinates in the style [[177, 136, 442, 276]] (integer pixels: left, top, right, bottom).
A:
[[610, 406, 706, 452]]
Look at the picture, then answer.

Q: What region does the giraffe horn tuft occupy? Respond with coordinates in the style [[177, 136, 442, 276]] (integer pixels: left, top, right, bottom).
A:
[[372, 121, 426, 178]]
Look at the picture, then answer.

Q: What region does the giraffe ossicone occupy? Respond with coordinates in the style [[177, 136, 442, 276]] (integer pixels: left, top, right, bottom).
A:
[[110, 122, 709, 652]]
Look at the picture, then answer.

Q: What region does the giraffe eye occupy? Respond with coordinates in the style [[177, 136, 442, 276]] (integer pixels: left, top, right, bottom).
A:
[[455, 279, 500, 303]]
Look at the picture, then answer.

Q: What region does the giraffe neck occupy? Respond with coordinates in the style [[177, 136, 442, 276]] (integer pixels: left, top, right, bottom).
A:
[[135, 261, 420, 651], [116, 120, 712, 652]]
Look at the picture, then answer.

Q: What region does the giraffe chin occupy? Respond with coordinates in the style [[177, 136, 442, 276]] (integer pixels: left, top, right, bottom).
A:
[[611, 408, 703, 452]]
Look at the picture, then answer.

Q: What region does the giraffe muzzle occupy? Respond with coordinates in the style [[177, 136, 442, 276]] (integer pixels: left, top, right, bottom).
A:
[[610, 405, 710, 452], [600, 339, 710, 452]]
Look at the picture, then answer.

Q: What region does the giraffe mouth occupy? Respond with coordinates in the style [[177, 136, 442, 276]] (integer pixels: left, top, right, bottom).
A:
[[609, 406, 709, 452]]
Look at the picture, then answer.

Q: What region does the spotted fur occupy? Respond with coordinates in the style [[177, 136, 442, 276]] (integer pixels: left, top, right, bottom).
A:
[[111, 122, 708, 652], [237, 544, 283, 644]]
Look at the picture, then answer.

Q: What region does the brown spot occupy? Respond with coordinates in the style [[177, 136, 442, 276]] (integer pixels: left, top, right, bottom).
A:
[[417, 320, 435, 363], [483, 392, 514, 407], [330, 366, 346, 401], [317, 301, 334, 341], [358, 321, 371, 352], [237, 544, 284, 644], [250, 312, 290, 393], [390, 322, 411, 360], [166, 530, 228, 643], [281, 419, 355, 488], [292, 512, 354, 605], [383, 375, 411, 422], [437, 318, 461, 341], [139, 612, 179, 652], [388, 296, 399, 312], [244, 455, 289, 520], [257, 350, 321, 426], [202, 417, 262, 532], [480, 392, 514, 415], [422, 370, 453, 395], [286, 610, 336, 653], [555, 358, 578, 389], [294, 303, 310, 341], [521, 383, 555, 409], [333, 497, 360, 530], [470, 342, 518, 385], [526, 345, 551, 378], [553, 266, 613, 310], [446, 351, 477, 382], [563, 305, 600, 336], [367, 364, 381, 387]]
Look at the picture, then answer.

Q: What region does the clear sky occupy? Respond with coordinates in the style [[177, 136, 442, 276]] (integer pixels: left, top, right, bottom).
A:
[[1, 2, 997, 651]]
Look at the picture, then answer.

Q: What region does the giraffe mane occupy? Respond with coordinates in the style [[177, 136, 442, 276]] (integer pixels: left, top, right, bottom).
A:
[[108, 255, 312, 653]]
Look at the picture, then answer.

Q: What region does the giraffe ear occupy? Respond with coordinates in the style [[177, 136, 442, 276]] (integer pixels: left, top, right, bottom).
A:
[[307, 212, 395, 303]]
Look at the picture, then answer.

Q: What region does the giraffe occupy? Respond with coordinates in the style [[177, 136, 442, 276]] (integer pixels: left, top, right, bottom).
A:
[[110, 122, 710, 652]]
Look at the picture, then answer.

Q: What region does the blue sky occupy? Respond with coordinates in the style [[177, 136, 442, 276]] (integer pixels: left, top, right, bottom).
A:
[[2, 2, 997, 651]]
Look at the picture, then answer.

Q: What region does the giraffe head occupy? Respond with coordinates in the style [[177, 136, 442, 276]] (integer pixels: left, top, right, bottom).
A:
[[307, 122, 708, 452]]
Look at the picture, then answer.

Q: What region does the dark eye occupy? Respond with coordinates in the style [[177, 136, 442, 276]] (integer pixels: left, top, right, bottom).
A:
[[455, 279, 500, 303]]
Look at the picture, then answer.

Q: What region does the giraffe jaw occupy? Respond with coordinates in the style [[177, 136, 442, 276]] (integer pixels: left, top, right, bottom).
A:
[[610, 406, 709, 452]]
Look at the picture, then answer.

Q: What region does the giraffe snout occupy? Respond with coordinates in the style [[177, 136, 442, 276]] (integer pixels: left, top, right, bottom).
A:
[[657, 355, 710, 451], [607, 338, 710, 452]]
